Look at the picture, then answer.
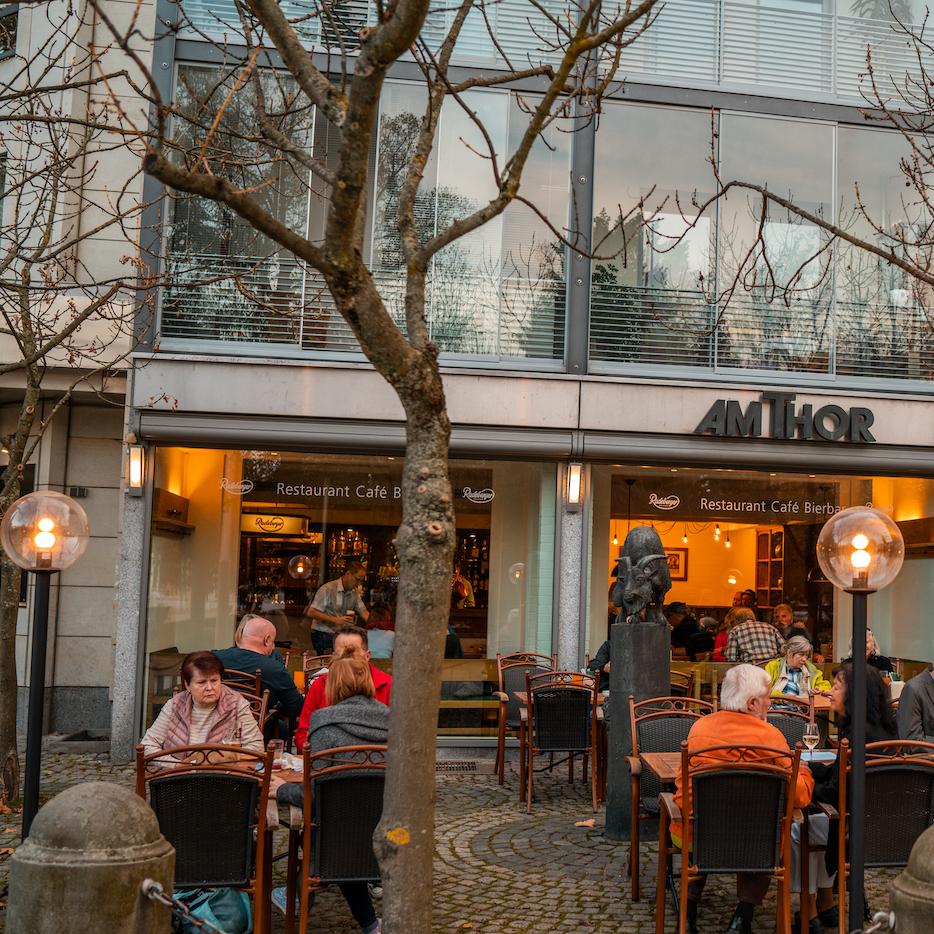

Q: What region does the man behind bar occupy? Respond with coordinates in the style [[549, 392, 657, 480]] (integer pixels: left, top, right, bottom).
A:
[[305, 559, 370, 655]]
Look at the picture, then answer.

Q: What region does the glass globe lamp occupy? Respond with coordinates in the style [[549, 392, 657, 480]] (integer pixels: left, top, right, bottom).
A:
[[0, 491, 90, 571], [816, 506, 904, 593], [288, 554, 314, 580]]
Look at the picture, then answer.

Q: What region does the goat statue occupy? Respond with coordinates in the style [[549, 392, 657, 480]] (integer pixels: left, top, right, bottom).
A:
[[611, 526, 672, 626]]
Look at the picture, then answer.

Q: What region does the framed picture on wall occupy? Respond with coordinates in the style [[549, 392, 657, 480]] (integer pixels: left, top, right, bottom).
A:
[[667, 548, 688, 582]]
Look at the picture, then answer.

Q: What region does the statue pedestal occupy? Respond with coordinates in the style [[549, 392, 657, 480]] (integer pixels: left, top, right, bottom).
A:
[[604, 622, 671, 841]]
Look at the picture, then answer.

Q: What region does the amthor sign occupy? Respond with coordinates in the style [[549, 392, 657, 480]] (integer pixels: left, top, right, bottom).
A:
[[694, 391, 875, 443]]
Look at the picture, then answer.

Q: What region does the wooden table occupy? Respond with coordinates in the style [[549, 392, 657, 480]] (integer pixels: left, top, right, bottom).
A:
[[640, 751, 681, 784]]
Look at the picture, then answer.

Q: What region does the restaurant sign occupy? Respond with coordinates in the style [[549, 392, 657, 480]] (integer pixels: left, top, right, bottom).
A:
[[695, 392, 875, 443], [240, 513, 308, 536]]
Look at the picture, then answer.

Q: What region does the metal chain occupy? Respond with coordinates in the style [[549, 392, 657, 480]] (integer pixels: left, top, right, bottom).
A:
[[140, 879, 230, 934], [854, 909, 896, 934]]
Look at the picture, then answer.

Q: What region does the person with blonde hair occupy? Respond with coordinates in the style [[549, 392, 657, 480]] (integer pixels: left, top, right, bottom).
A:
[[274, 651, 388, 932]]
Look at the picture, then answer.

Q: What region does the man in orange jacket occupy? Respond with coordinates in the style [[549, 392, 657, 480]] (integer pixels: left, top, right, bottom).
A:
[[673, 664, 814, 934]]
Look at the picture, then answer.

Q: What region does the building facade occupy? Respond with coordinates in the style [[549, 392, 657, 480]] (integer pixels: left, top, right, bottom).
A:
[[9, 1, 933, 754]]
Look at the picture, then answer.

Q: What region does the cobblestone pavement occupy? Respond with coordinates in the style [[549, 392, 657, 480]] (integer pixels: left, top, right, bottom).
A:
[[0, 752, 898, 933]]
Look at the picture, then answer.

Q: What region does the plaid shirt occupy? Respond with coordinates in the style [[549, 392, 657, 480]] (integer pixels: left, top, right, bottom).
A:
[[725, 619, 784, 665]]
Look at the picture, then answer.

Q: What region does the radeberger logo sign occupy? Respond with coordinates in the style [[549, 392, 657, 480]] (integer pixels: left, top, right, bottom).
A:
[[694, 392, 875, 443], [648, 493, 680, 510]]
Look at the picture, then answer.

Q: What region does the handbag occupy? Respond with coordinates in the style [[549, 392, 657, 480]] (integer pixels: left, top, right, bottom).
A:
[[174, 887, 253, 934]]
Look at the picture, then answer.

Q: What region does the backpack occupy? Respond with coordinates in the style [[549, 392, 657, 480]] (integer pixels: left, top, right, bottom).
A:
[[173, 887, 252, 934]]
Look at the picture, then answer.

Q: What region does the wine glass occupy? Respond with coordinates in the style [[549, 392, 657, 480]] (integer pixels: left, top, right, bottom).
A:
[[803, 723, 820, 752]]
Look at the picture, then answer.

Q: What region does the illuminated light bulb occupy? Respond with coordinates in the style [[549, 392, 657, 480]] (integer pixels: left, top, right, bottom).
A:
[[727, 574, 737, 585], [725, 535, 732, 549], [851, 549, 871, 569], [612, 534, 618, 545], [682, 527, 688, 544], [37, 517, 54, 533], [852, 533, 869, 550], [34, 530, 56, 550], [714, 523, 721, 540]]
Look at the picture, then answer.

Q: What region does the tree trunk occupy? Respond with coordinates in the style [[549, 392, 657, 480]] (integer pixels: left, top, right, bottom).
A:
[[373, 355, 455, 934], [0, 500, 24, 804]]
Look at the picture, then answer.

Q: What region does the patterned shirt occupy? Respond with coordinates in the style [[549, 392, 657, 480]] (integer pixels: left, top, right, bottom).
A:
[[725, 619, 784, 665]]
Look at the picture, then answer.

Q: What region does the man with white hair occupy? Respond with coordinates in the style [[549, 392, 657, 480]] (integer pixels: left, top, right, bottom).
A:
[[672, 664, 814, 934], [213, 614, 305, 729]]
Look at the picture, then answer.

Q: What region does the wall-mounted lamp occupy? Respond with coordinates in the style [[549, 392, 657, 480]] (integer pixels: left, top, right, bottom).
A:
[[127, 444, 145, 497], [565, 463, 583, 513]]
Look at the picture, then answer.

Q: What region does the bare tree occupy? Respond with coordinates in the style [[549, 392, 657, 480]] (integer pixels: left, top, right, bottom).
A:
[[88, 0, 661, 926], [0, 0, 158, 802]]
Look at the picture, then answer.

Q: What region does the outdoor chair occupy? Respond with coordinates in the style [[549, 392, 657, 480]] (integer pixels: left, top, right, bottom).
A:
[[655, 742, 801, 934], [523, 670, 599, 813], [135, 742, 274, 934], [766, 706, 814, 749], [670, 670, 695, 698], [626, 695, 715, 901], [302, 652, 332, 685], [239, 688, 272, 730], [493, 652, 556, 787], [223, 667, 263, 697], [282, 744, 387, 934], [829, 739, 934, 933]]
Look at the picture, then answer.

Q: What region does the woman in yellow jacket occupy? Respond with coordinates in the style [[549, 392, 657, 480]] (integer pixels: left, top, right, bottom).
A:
[[764, 635, 832, 700]]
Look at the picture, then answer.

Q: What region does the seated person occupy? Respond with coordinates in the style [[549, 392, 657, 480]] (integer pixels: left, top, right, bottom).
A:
[[897, 663, 934, 742], [845, 628, 893, 673], [274, 654, 387, 934], [295, 626, 391, 751], [586, 640, 610, 691], [141, 651, 264, 761], [213, 614, 304, 737], [763, 636, 830, 701], [365, 604, 395, 659], [673, 664, 814, 934]]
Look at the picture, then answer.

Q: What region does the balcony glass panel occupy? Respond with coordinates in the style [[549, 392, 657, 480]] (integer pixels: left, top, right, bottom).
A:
[[590, 102, 716, 367]]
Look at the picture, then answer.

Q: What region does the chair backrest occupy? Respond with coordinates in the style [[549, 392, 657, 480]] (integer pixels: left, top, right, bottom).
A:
[[135, 743, 272, 888], [670, 670, 695, 698], [685, 743, 799, 874], [766, 708, 812, 748], [842, 740, 934, 868], [223, 668, 263, 697], [630, 696, 714, 810], [497, 652, 556, 723], [303, 652, 332, 678], [238, 688, 271, 727], [527, 670, 596, 752], [304, 745, 387, 883]]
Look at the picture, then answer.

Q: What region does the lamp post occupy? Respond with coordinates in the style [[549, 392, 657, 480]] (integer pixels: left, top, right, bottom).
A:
[[816, 506, 904, 926], [0, 491, 89, 837]]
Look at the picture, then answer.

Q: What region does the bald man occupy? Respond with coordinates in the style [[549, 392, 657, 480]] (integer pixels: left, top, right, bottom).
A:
[[213, 615, 304, 727]]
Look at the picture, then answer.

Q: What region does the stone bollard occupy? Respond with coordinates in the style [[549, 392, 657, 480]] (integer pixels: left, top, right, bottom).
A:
[[7, 780, 174, 934], [891, 822, 934, 933]]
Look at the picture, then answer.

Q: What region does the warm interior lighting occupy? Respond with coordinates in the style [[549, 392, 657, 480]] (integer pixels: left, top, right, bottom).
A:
[[566, 463, 583, 510], [128, 444, 145, 495], [725, 534, 732, 549], [714, 523, 720, 541], [852, 533, 869, 550], [851, 549, 871, 570], [682, 527, 688, 544], [612, 534, 618, 545]]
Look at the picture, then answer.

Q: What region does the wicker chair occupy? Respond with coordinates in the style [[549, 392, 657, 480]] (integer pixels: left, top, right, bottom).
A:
[[283, 744, 387, 934], [135, 743, 274, 934], [766, 706, 813, 749], [523, 670, 599, 813], [830, 739, 934, 933], [223, 667, 263, 697], [655, 742, 801, 934], [493, 652, 556, 787], [626, 695, 715, 901], [670, 670, 695, 698]]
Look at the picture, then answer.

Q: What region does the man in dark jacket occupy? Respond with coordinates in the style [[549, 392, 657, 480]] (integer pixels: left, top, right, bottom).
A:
[[213, 615, 304, 737], [897, 667, 934, 742]]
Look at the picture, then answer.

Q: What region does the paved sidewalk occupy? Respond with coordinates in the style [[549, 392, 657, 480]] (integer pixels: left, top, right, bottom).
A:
[[0, 752, 898, 932]]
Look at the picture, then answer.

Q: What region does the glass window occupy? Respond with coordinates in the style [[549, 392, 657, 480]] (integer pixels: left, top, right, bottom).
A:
[[835, 125, 934, 380], [717, 113, 834, 373], [591, 102, 716, 368], [587, 464, 934, 677], [370, 82, 570, 360], [143, 447, 556, 737]]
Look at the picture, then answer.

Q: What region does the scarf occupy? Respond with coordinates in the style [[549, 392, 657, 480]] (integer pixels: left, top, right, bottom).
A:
[[163, 684, 241, 758], [775, 660, 811, 697]]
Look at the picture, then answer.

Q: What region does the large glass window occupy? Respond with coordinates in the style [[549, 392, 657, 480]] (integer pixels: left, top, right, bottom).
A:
[[370, 82, 570, 360], [587, 464, 934, 675], [590, 102, 716, 367], [717, 113, 834, 374], [143, 448, 556, 737]]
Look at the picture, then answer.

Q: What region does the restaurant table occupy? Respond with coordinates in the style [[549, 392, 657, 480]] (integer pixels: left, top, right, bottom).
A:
[[640, 751, 681, 784]]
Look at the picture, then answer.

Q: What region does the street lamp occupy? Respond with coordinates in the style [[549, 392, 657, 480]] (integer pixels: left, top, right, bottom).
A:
[[816, 506, 904, 926], [0, 491, 89, 836]]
